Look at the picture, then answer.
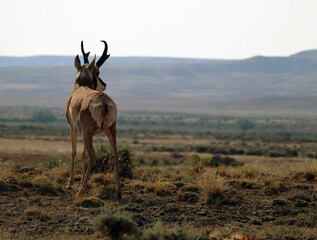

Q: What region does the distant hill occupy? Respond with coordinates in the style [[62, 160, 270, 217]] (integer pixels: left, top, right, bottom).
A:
[[0, 55, 211, 67], [1, 49, 317, 115]]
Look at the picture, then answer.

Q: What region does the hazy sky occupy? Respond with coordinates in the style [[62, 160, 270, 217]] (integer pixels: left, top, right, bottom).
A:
[[1, 0, 317, 59]]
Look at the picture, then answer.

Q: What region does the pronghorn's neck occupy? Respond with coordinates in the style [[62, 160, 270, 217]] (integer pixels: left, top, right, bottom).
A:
[[74, 71, 95, 90]]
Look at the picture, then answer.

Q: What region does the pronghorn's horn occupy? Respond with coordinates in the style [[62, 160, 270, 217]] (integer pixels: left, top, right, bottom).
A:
[[81, 41, 90, 64], [96, 40, 110, 68]]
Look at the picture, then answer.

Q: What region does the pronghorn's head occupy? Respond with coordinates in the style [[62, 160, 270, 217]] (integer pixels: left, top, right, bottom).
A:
[[74, 41, 110, 92]]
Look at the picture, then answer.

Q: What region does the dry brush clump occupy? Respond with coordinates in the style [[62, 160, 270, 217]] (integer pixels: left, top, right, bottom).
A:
[[197, 168, 229, 204]]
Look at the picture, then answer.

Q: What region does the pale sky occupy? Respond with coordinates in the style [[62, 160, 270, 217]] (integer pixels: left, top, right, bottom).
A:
[[1, 0, 317, 59]]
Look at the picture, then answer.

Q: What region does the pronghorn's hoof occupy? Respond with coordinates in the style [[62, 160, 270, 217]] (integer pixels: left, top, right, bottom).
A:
[[117, 192, 122, 200]]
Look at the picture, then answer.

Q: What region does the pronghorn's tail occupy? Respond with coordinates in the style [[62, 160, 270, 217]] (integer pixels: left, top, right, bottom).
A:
[[88, 97, 117, 129]]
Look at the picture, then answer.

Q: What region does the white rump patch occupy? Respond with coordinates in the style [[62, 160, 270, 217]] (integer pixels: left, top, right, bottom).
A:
[[89, 100, 105, 128]]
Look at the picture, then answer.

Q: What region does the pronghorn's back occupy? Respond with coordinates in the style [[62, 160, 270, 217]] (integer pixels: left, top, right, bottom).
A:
[[66, 86, 117, 133]]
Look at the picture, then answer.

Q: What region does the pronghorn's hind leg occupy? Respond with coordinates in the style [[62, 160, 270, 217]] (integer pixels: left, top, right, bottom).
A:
[[67, 127, 77, 189], [80, 147, 88, 187], [105, 121, 121, 199], [77, 130, 95, 197]]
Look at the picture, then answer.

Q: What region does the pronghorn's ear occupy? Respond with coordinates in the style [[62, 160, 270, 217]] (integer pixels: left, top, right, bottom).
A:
[[88, 55, 96, 71], [74, 55, 81, 72]]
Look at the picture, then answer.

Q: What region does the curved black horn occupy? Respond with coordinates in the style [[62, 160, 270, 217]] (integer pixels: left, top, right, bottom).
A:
[[81, 41, 90, 64], [96, 40, 110, 68]]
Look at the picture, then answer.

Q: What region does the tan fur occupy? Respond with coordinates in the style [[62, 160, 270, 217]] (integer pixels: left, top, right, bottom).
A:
[[65, 53, 121, 198]]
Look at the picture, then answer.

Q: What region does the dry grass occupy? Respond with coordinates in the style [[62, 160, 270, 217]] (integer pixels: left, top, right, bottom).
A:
[[304, 159, 317, 173], [90, 173, 114, 187], [0, 160, 17, 180], [197, 168, 228, 202], [24, 206, 51, 222], [3, 131, 317, 239], [144, 178, 176, 196]]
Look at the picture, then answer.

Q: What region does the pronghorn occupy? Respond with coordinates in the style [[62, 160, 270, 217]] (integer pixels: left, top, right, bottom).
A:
[[65, 41, 121, 198]]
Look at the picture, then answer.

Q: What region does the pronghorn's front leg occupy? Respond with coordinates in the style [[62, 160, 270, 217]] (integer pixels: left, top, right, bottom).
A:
[[105, 122, 122, 199], [67, 127, 77, 189]]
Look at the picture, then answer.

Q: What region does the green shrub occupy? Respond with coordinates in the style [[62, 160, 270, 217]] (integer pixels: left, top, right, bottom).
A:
[[16, 177, 32, 187], [31, 109, 57, 123], [191, 154, 210, 173], [32, 176, 56, 195], [151, 158, 159, 166], [246, 148, 264, 156], [92, 209, 138, 240], [163, 158, 171, 166], [268, 149, 298, 158], [237, 119, 256, 131], [42, 158, 72, 170], [210, 155, 240, 167], [94, 142, 135, 179]]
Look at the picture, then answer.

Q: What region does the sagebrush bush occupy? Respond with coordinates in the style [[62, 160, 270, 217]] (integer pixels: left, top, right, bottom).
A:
[[191, 154, 210, 173], [92, 209, 138, 240], [209, 155, 240, 167], [94, 142, 135, 179]]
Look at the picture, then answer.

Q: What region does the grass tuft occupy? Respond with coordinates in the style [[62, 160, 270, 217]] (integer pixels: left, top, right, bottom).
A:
[[32, 176, 56, 195], [24, 207, 50, 222], [197, 168, 228, 203]]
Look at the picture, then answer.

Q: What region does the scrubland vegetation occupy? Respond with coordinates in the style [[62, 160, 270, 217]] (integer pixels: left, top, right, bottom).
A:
[[1, 106, 317, 239]]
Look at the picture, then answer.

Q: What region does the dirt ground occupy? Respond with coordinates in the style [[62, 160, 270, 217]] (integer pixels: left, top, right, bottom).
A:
[[1, 151, 317, 240]]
